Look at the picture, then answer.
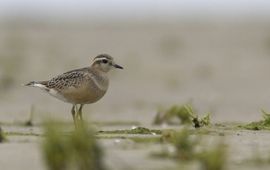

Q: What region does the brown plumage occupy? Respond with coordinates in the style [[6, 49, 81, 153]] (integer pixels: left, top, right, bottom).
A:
[[25, 54, 123, 127]]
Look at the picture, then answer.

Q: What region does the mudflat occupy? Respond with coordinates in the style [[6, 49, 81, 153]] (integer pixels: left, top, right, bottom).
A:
[[1, 18, 270, 169]]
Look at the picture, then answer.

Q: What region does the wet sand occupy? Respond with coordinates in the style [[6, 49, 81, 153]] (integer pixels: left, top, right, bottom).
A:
[[1, 123, 270, 170], [1, 18, 270, 169]]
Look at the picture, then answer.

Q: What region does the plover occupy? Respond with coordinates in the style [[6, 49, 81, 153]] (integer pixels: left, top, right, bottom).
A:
[[25, 54, 123, 127]]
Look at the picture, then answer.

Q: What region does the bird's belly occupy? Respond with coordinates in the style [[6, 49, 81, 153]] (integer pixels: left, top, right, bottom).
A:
[[56, 86, 107, 104]]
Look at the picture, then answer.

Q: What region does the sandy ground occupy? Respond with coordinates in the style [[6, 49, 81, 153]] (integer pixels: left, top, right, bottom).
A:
[[1, 123, 270, 170], [1, 18, 270, 169], [1, 19, 270, 123]]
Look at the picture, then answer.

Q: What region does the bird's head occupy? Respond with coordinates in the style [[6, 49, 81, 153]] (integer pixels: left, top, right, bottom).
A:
[[92, 54, 123, 72]]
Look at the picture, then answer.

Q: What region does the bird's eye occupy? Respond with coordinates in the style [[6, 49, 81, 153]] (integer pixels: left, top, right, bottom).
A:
[[102, 59, 108, 64]]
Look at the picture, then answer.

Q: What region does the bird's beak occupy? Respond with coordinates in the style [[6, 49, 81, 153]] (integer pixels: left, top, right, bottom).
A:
[[113, 64, 123, 69]]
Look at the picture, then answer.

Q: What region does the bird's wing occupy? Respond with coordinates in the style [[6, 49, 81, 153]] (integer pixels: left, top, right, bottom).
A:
[[47, 67, 90, 90]]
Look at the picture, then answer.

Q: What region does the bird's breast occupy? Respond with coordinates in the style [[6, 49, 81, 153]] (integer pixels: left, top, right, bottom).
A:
[[60, 75, 109, 104]]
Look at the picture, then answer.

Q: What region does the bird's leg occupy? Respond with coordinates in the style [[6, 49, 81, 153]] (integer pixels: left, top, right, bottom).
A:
[[78, 104, 84, 122], [75, 105, 80, 120], [71, 105, 77, 127]]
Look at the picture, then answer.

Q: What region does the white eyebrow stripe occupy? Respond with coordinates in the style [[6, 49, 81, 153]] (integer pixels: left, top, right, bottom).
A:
[[94, 58, 109, 62]]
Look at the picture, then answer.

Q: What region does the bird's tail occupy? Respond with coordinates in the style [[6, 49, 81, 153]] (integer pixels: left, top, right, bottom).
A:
[[24, 81, 37, 87], [24, 81, 49, 91]]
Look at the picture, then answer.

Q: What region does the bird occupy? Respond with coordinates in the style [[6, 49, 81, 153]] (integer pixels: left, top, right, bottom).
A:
[[25, 54, 123, 127]]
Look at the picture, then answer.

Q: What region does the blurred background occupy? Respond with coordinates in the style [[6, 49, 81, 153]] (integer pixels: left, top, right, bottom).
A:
[[1, 0, 270, 124]]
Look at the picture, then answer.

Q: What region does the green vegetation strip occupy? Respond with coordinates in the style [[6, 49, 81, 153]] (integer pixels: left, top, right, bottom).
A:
[[0, 127, 6, 142], [153, 128, 227, 170], [153, 104, 211, 128], [5, 131, 42, 136], [4, 127, 162, 139], [43, 122, 106, 170], [98, 126, 162, 135], [238, 110, 270, 130]]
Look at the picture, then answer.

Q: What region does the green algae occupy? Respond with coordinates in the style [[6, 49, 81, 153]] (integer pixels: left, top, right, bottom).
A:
[[197, 143, 227, 170], [192, 113, 211, 128], [98, 126, 162, 135], [153, 128, 227, 170], [173, 128, 200, 160], [5, 131, 41, 137], [0, 126, 7, 142], [153, 128, 200, 160], [42, 121, 105, 170], [153, 104, 211, 128], [153, 104, 193, 125], [239, 110, 270, 130]]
